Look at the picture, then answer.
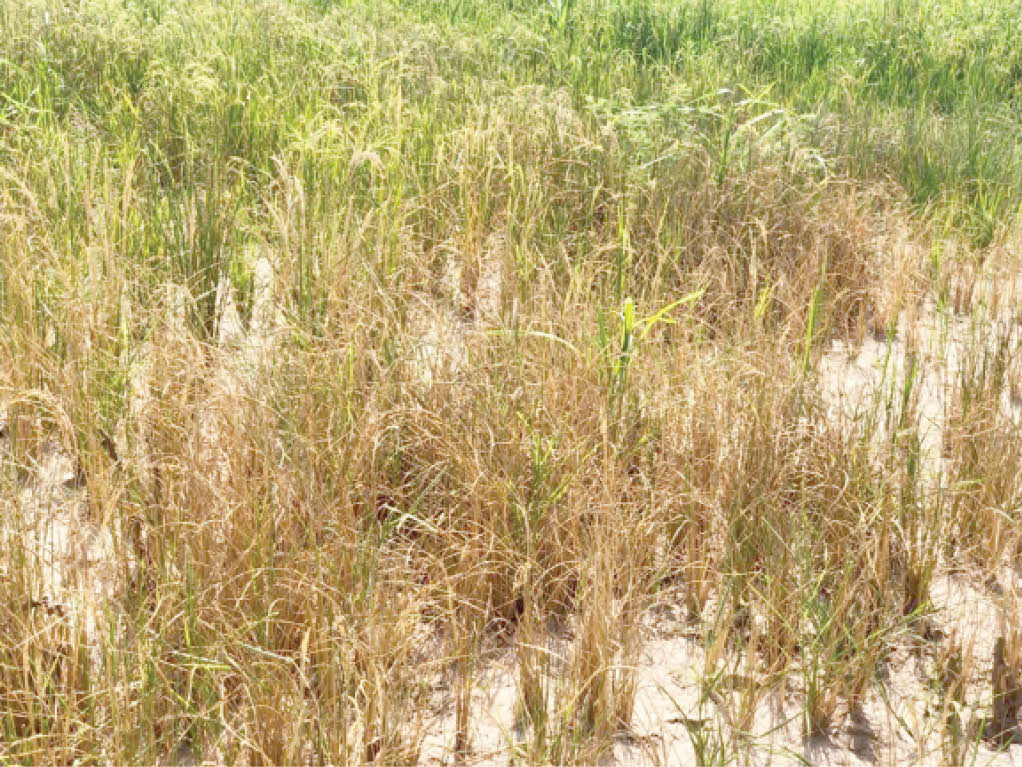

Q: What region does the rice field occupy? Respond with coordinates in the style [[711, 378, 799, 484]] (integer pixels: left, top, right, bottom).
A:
[[2, 0, 1022, 763]]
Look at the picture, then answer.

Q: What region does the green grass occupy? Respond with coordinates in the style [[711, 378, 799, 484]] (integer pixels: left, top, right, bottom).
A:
[[2, 0, 1022, 763]]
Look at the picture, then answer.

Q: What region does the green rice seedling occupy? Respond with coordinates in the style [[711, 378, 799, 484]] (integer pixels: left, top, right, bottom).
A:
[[676, 672, 738, 767]]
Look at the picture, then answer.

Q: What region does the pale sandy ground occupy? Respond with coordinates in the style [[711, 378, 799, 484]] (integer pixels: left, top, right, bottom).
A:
[[5, 243, 1022, 765], [416, 571, 1022, 766]]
